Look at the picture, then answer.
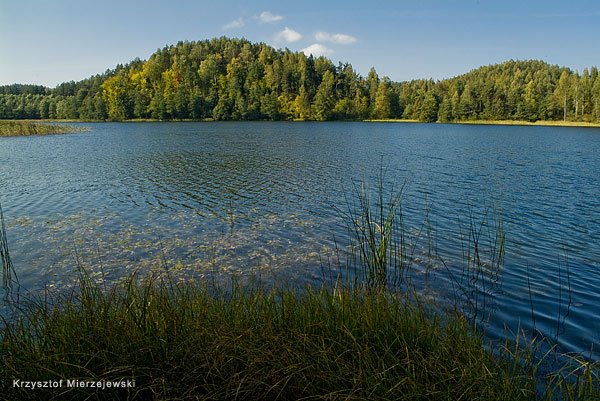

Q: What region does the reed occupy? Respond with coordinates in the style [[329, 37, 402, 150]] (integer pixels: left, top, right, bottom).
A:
[[341, 168, 409, 292], [0, 202, 18, 303], [0, 120, 85, 136]]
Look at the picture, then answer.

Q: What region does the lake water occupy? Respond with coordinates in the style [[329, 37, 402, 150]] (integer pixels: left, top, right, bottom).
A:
[[1, 122, 599, 357]]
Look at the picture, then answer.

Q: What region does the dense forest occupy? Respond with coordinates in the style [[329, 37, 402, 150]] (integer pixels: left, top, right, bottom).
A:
[[1, 37, 600, 122]]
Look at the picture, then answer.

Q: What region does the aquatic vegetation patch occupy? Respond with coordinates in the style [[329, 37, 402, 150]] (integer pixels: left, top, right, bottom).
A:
[[0, 120, 86, 136]]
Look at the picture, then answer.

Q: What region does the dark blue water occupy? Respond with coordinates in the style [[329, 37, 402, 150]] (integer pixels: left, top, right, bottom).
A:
[[1, 122, 599, 357]]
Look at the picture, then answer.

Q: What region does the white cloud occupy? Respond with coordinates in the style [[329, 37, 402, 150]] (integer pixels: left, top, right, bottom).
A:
[[222, 18, 244, 30], [301, 43, 333, 57], [259, 11, 283, 23], [314, 31, 357, 44], [276, 27, 302, 43]]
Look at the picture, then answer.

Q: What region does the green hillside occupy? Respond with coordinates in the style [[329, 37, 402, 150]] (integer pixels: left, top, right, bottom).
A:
[[1, 37, 599, 122]]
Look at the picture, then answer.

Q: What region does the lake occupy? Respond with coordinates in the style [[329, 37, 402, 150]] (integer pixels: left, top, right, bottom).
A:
[[1, 121, 599, 357]]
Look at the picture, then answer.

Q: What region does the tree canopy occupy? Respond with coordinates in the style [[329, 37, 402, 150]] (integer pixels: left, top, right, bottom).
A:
[[1, 37, 599, 123]]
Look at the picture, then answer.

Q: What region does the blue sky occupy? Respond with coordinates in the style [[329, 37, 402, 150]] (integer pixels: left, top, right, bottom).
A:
[[1, 0, 599, 87]]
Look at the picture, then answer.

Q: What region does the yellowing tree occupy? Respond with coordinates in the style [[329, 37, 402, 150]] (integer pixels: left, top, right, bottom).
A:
[[101, 73, 132, 121]]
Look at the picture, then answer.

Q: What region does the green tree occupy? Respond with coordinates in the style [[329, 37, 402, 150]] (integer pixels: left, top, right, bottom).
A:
[[313, 70, 335, 121], [554, 71, 572, 121], [592, 77, 600, 122], [260, 92, 280, 120], [420, 92, 438, 122], [38, 98, 50, 119], [366, 67, 379, 114], [102, 74, 132, 120], [293, 85, 312, 119], [333, 98, 356, 120], [580, 69, 592, 119], [373, 78, 393, 119]]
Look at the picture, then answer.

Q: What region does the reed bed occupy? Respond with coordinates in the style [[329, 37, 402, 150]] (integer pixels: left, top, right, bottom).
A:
[[0, 120, 85, 136]]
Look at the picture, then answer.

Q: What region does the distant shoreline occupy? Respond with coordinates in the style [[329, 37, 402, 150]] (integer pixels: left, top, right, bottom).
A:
[[3, 118, 600, 130], [365, 119, 600, 128]]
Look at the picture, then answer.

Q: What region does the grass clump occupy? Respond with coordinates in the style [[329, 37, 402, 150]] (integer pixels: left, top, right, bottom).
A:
[[1, 270, 538, 400], [343, 174, 407, 292], [0, 120, 85, 136]]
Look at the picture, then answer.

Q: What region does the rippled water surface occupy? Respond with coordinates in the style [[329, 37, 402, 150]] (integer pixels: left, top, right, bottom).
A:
[[1, 122, 599, 356]]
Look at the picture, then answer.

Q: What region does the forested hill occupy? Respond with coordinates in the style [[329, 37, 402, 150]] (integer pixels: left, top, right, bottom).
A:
[[1, 37, 599, 122]]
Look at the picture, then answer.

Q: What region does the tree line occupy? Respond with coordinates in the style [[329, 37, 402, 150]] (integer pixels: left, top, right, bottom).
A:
[[1, 37, 600, 122]]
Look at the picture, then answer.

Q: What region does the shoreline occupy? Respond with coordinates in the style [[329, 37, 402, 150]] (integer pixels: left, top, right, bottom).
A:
[[365, 118, 600, 128], [4, 118, 600, 128], [3, 118, 600, 138]]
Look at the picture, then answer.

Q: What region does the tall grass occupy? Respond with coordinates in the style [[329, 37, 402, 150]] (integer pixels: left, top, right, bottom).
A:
[[449, 209, 506, 324], [1, 269, 539, 401], [342, 169, 409, 292], [340, 176, 600, 399], [2, 268, 598, 400], [1, 202, 18, 303]]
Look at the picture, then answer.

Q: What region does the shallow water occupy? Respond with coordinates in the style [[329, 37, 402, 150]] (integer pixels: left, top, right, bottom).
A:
[[1, 121, 599, 357]]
